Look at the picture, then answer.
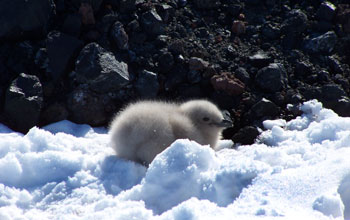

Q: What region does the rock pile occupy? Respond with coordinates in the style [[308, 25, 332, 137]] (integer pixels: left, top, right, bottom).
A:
[[0, 0, 350, 145]]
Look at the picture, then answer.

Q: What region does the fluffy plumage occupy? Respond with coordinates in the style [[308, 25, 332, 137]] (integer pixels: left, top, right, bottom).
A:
[[109, 100, 232, 165]]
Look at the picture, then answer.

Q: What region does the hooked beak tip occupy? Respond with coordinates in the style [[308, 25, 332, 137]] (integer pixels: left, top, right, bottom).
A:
[[215, 119, 233, 128]]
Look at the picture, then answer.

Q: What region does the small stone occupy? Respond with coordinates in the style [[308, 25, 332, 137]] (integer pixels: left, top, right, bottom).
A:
[[232, 126, 259, 145], [110, 21, 129, 50], [158, 51, 174, 73], [261, 23, 280, 40], [232, 20, 246, 35], [316, 1, 336, 22], [281, 9, 308, 34], [255, 63, 288, 92], [235, 67, 251, 84], [156, 4, 174, 23], [140, 9, 165, 37], [4, 73, 43, 133], [189, 57, 209, 71], [134, 70, 159, 98], [303, 31, 337, 54], [75, 43, 130, 93], [249, 51, 272, 68], [250, 98, 279, 119], [211, 72, 245, 96], [327, 56, 343, 74]]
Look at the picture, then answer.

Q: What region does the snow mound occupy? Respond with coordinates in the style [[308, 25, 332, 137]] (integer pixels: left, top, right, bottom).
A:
[[119, 139, 263, 214], [0, 100, 349, 219]]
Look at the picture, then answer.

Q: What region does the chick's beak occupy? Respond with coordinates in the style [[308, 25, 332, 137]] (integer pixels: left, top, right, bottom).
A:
[[213, 119, 233, 128]]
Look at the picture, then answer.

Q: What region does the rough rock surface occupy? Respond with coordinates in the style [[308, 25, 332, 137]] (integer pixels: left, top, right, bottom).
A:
[[0, 0, 350, 146], [75, 43, 130, 93], [4, 73, 43, 132]]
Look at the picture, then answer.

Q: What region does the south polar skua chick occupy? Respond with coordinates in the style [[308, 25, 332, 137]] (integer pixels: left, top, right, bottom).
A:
[[109, 100, 232, 165]]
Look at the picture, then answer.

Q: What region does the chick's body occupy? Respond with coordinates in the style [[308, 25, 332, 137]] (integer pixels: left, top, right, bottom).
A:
[[109, 100, 230, 165]]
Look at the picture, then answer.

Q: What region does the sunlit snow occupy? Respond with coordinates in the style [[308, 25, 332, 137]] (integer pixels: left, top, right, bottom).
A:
[[0, 100, 349, 220]]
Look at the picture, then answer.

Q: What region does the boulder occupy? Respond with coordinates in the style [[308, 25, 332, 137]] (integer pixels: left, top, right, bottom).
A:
[[303, 31, 337, 54], [316, 1, 336, 22], [46, 31, 84, 80], [75, 43, 130, 93], [255, 63, 288, 92], [4, 73, 43, 133], [0, 0, 55, 40]]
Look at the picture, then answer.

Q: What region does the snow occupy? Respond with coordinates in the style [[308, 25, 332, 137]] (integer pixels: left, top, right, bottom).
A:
[[0, 100, 349, 220]]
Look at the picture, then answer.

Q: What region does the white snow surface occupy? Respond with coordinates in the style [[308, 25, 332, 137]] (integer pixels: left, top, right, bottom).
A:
[[0, 100, 350, 220]]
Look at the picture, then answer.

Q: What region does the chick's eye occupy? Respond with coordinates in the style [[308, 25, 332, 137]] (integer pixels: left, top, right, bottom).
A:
[[202, 117, 210, 122]]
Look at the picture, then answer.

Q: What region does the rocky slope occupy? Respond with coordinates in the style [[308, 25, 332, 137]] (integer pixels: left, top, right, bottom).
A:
[[0, 0, 349, 144]]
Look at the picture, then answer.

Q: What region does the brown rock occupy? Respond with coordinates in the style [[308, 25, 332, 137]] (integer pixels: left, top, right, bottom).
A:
[[79, 3, 95, 25], [232, 20, 246, 35], [211, 72, 245, 96], [189, 57, 209, 71]]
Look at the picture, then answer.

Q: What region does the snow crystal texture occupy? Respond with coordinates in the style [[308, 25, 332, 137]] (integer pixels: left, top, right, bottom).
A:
[[0, 100, 349, 220]]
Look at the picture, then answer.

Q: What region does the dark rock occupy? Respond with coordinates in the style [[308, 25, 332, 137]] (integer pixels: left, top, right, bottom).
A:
[[281, 9, 308, 34], [140, 9, 165, 37], [303, 31, 337, 54], [232, 126, 259, 145], [168, 40, 185, 55], [281, 32, 303, 49], [255, 63, 288, 92], [249, 51, 273, 68], [158, 51, 174, 73], [189, 57, 209, 71], [327, 56, 343, 74], [46, 31, 84, 80], [155, 35, 170, 48], [40, 102, 69, 125], [119, 0, 136, 12], [75, 43, 130, 93], [67, 88, 113, 126], [134, 70, 159, 98], [110, 21, 129, 50], [194, 0, 220, 9], [62, 14, 82, 37], [211, 72, 245, 96], [235, 67, 251, 84], [0, 0, 55, 40], [261, 23, 280, 40], [187, 70, 202, 84], [231, 20, 246, 35], [317, 70, 331, 82], [4, 73, 43, 133], [156, 4, 175, 23], [249, 98, 279, 119], [321, 84, 346, 102], [295, 61, 313, 77], [316, 1, 336, 22]]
